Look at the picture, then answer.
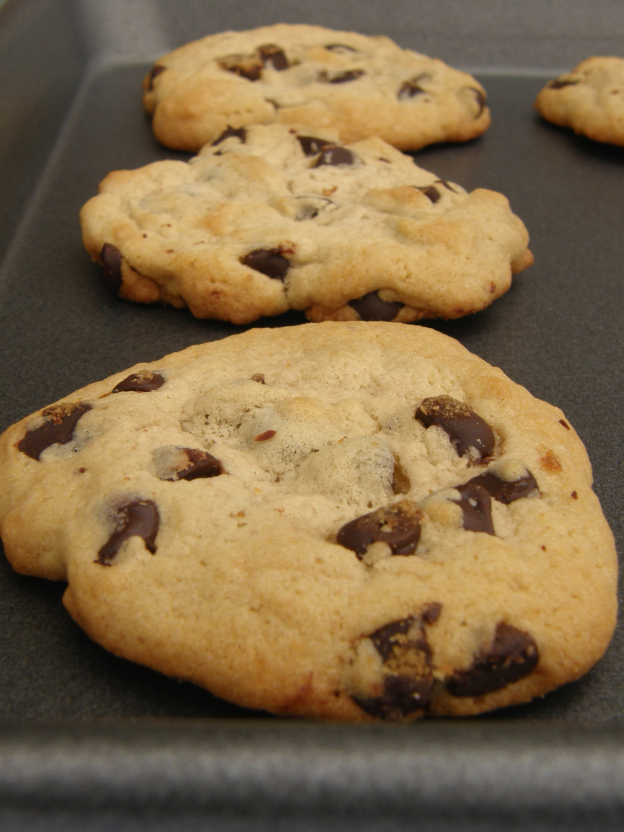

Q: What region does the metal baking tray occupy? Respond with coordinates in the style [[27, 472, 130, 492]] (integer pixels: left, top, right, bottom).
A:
[[1, 0, 623, 828]]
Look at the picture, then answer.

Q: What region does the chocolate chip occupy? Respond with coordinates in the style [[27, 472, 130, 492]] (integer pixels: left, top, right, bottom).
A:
[[257, 44, 288, 71], [398, 80, 426, 100], [100, 243, 123, 293], [353, 616, 434, 719], [419, 186, 440, 203], [446, 622, 539, 698], [548, 78, 580, 89], [293, 195, 335, 220], [297, 135, 332, 156], [112, 371, 165, 394], [453, 482, 494, 535], [147, 65, 166, 91], [163, 448, 223, 481], [241, 248, 290, 280], [218, 54, 262, 81], [325, 43, 357, 52], [18, 403, 92, 461], [461, 469, 539, 505], [321, 69, 365, 84], [349, 291, 403, 321], [415, 396, 495, 461], [97, 499, 159, 565], [422, 602, 442, 625], [337, 500, 422, 558], [312, 145, 355, 167], [212, 126, 247, 146], [468, 87, 487, 117]]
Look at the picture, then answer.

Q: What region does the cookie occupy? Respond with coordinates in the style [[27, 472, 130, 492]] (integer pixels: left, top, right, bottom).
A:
[[0, 322, 616, 721], [80, 124, 532, 325], [142, 24, 491, 153], [535, 57, 624, 146]]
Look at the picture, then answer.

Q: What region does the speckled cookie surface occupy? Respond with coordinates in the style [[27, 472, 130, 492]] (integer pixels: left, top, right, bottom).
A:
[[80, 124, 532, 325], [142, 24, 491, 153], [535, 57, 624, 146], [0, 323, 616, 721]]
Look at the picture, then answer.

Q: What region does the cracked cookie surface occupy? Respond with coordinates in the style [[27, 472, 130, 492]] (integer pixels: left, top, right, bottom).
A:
[[81, 124, 532, 324], [535, 57, 624, 146], [142, 23, 491, 152], [0, 323, 616, 720]]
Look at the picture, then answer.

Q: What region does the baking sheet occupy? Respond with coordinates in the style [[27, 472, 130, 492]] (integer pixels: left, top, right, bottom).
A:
[[1, 0, 623, 827]]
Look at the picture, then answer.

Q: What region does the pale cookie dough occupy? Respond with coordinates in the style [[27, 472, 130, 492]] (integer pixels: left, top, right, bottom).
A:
[[80, 124, 533, 325], [142, 24, 491, 152], [535, 57, 624, 146], [0, 323, 616, 721]]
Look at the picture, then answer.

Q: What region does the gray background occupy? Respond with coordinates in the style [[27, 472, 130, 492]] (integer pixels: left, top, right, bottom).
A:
[[0, 0, 623, 829]]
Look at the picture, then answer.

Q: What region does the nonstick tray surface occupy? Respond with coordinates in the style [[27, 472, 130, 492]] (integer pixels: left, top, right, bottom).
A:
[[1, 2, 623, 829]]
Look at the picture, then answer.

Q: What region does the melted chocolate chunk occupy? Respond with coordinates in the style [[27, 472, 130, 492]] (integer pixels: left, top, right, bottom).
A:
[[349, 291, 403, 321], [353, 616, 434, 719], [212, 126, 247, 146], [312, 145, 354, 167], [446, 622, 539, 698], [422, 602, 442, 625], [297, 135, 332, 156], [100, 243, 123, 293], [322, 69, 365, 84], [147, 65, 166, 90], [398, 80, 426, 100], [164, 448, 223, 481], [218, 54, 262, 81], [112, 371, 165, 394], [415, 396, 495, 461], [468, 87, 487, 117], [549, 78, 580, 89], [257, 44, 288, 71], [18, 403, 92, 461], [325, 43, 357, 52], [462, 469, 539, 505], [97, 500, 160, 565], [337, 500, 422, 558], [241, 248, 290, 280], [453, 482, 494, 535], [420, 186, 440, 203]]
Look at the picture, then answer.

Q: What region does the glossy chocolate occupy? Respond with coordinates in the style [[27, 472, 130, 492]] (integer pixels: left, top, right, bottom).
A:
[[18, 403, 92, 461], [337, 500, 422, 558], [97, 499, 160, 565], [241, 248, 290, 280], [415, 396, 495, 461], [349, 291, 403, 321]]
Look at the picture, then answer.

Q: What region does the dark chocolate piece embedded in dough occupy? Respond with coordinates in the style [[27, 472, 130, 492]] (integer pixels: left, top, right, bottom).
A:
[[337, 500, 422, 558], [465, 87, 487, 116], [112, 371, 165, 394], [548, 78, 580, 89], [462, 469, 539, 505], [297, 135, 332, 156], [218, 53, 263, 81], [349, 291, 403, 321], [312, 145, 355, 167], [398, 80, 426, 100], [453, 482, 494, 535], [419, 185, 440, 203], [322, 69, 365, 84], [97, 499, 160, 565], [212, 126, 247, 145], [147, 65, 166, 91], [258, 44, 288, 71], [100, 243, 123, 293], [446, 622, 539, 697], [353, 616, 435, 719], [18, 403, 92, 461], [415, 395, 495, 461], [241, 248, 290, 280], [164, 448, 223, 482]]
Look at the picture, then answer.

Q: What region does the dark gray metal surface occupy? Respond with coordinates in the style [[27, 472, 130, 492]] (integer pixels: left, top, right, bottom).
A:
[[0, 0, 623, 828]]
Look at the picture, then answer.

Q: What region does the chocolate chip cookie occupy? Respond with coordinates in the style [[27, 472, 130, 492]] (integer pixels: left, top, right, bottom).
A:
[[80, 123, 532, 324], [0, 323, 616, 720], [535, 57, 624, 146], [142, 23, 491, 152]]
